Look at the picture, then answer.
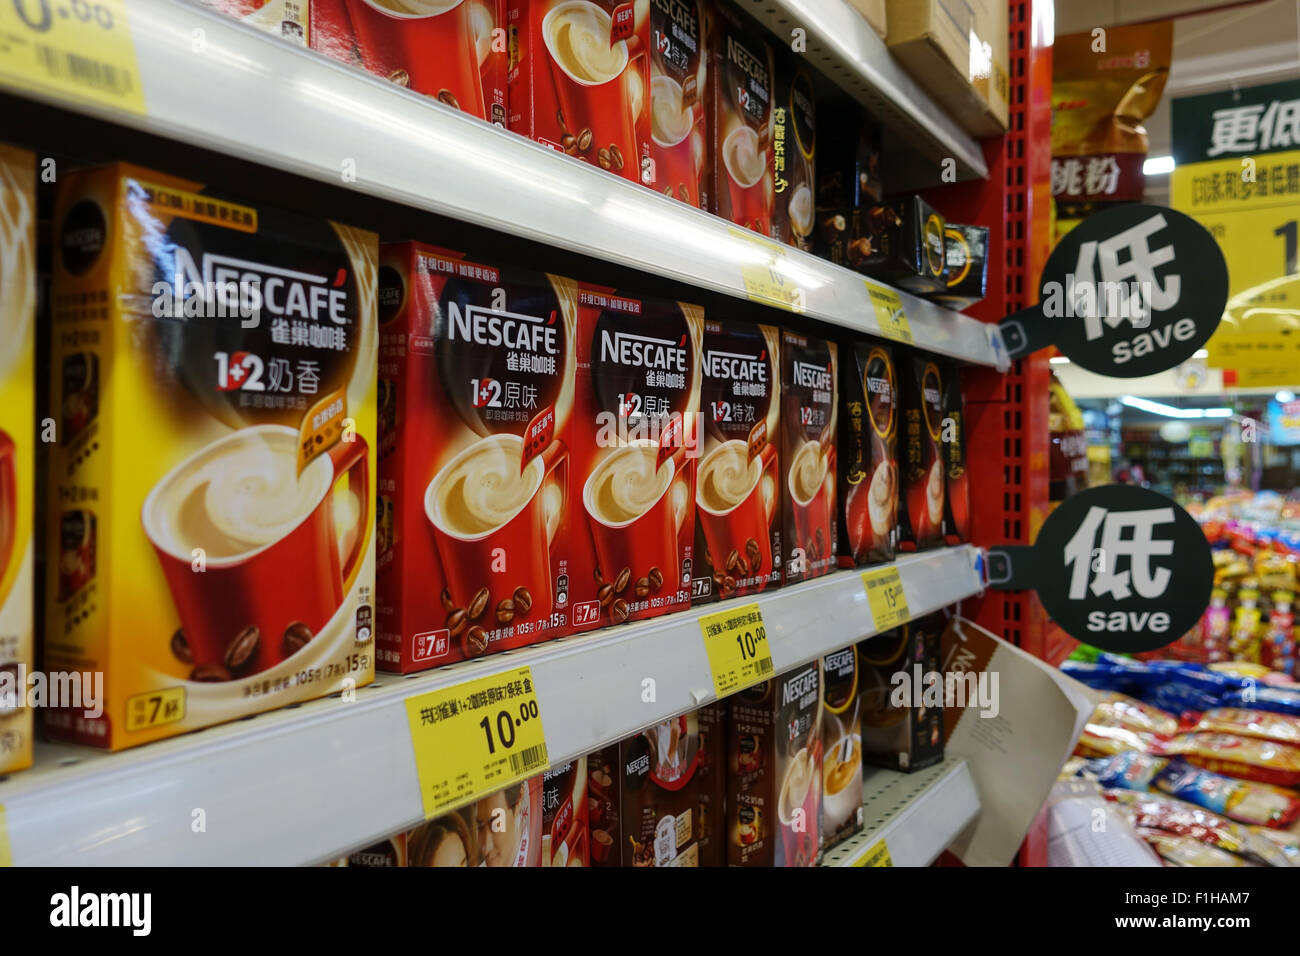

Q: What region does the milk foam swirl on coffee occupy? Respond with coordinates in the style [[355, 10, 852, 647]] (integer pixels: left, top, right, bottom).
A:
[[435, 436, 541, 537], [587, 444, 671, 525], [790, 440, 826, 503], [370, 0, 463, 15], [698, 442, 758, 512], [546, 1, 626, 84], [651, 76, 692, 144], [724, 126, 765, 187]]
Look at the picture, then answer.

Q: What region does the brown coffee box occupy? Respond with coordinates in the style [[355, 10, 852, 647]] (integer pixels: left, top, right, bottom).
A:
[[692, 319, 780, 604], [376, 243, 574, 671], [858, 618, 944, 772], [696, 702, 727, 865], [706, 1, 775, 236], [927, 224, 989, 312], [897, 352, 944, 552], [779, 330, 837, 584], [821, 645, 863, 849], [0, 145, 34, 774], [813, 98, 882, 267], [649, 0, 709, 208], [838, 341, 898, 567], [200, 0, 309, 45], [404, 776, 544, 866], [47, 164, 376, 751], [569, 286, 701, 631], [941, 362, 969, 544], [509, 0, 654, 187], [727, 662, 822, 866], [589, 715, 703, 867], [542, 755, 590, 867], [313, 0, 508, 125], [773, 55, 816, 251], [857, 196, 946, 295]]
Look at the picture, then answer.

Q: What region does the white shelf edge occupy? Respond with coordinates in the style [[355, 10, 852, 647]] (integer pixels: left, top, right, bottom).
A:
[[0, 0, 1005, 369], [0, 545, 982, 866], [822, 757, 981, 867]]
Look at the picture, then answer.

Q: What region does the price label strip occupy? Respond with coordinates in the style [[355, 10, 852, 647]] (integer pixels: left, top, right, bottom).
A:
[[862, 566, 910, 632], [0, 804, 11, 867], [855, 838, 893, 867], [699, 602, 774, 698], [0, 0, 146, 114], [404, 666, 551, 820], [865, 280, 914, 344], [729, 227, 805, 314]]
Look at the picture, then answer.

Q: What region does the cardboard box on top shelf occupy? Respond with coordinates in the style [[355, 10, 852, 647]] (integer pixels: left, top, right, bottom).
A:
[[845, 0, 886, 39], [884, 0, 1008, 137]]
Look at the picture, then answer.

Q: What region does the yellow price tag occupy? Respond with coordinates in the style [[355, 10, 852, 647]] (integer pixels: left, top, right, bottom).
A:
[[699, 602, 774, 697], [730, 227, 805, 314], [125, 686, 186, 731], [0, 0, 146, 114], [0, 804, 10, 866], [855, 838, 892, 867], [862, 566, 910, 631], [405, 666, 550, 820], [865, 281, 914, 343]]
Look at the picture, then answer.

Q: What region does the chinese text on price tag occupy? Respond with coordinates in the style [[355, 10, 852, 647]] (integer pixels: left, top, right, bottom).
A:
[[855, 838, 893, 867], [730, 227, 805, 314], [862, 566, 909, 631], [865, 281, 914, 344], [0, 0, 145, 114], [405, 666, 550, 819], [699, 602, 774, 697]]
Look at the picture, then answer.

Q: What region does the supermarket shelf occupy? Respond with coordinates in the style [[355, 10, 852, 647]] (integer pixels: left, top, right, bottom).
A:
[[0, 545, 982, 866], [822, 758, 981, 867], [0, 0, 1007, 370], [742, 0, 989, 185]]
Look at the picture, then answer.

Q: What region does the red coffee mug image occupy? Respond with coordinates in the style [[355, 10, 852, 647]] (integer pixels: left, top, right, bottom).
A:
[[778, 741, 822, 867], [143, 425, 371, 677], [723, 125, 771, 235], [651, 75, 701, 204], [325, 0, 486, 118], [0, 430, 14, 592], [697, 440, 777, 590], [543, 0, 640, 183], [425, 433, 568, 635], [582, 443, 688, 621], [789, 440, 833, 570]]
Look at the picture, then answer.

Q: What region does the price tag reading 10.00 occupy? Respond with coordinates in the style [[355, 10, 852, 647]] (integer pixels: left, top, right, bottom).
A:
[[0, 0, 146, 114], [699, 602, 774, 697], [404, 666, 551, 820], [862, 566, 910, 631]]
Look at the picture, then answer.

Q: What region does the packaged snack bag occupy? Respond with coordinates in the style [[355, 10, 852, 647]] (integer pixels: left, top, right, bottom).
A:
[[1154, 758, 1300, 829], [1108, 788, 1293, 866], [1074, 723, 1165, 759], [1137, 828, 1250, 867], [1081, 751, 1168, 791], [1190, 707, 1300, 746], [1163, 733, 1300, 788], [1094, 692, 1179, 738]]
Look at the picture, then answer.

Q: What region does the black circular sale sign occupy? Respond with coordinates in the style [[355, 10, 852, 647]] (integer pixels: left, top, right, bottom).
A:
[[988, 485, 1214, 654]]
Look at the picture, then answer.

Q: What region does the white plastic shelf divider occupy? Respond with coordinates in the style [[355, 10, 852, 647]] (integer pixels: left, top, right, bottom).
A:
[[0, 545, 982, 866], [0, 0, 1006, 369], [822, 758, 981, 867]]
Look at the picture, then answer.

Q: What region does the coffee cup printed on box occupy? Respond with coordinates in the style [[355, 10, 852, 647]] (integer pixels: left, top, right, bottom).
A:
[[0, 145, 34, 774], [47, 163, 377, 750], [897, 353, 944, 552], [838, 341, 898, 567], [649, 0, 708, 207], [780, 330, 836, 584], [199, 0, 310, 44], [820, 646, 863, 849], [773, 56, 815, 250], [858, 619, 944, 773], [543, 756, 590, 867], [376, 244, 575, 671], [692, 319, 780, 604], [510, 0, 654, 186], [727, 663, 822, 865], [570, 286, 700, 629], [706, 2, 774, 236], [313, 0, 508, 124]]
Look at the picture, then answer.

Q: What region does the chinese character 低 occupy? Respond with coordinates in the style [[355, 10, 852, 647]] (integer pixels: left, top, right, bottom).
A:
[[1073, 213, 1180, 339], [1063, 505, 1174, 600]]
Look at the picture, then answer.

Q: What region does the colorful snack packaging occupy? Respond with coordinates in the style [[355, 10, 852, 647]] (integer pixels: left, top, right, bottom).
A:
[[1074, 723, 1165, 759], [1137, 828, 1251, 868], [1154, 758, 1300, 829], [1080, 751, 1168, 792], [1094, 692, 1179, 738], [1190, 707, 1300, 746], [1106, 788, 1292, 866], [1223, 685, 1300, 717], [1163, 733, 1300, 788]]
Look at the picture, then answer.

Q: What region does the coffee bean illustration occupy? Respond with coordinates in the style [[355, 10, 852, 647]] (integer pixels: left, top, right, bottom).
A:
[[171, 628, 192, 664], [225, 625, 260, 671], [468, 587, 490, 620], [611, 598, 629, 624], [513, 586, 533, 615], [283, 621, 314, 654], [647, 567, 663, 591], [190, 663, 231, 682], [496, 599, 515, 625]]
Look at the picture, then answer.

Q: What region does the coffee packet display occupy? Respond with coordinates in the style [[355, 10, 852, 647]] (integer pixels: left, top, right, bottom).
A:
[[589, 715, 702, 866], [570, 286, 701, 629], [856, 195, 946, 295], [0, 145, 34, 774], [543, 756, 590, 866], [313, 0, 507, 125], [650, 0, 708, 208], [897, 353, 944, 551], [727, 662, 822, 866], [707, 1, 775, 236], [773, 54, 816, 251], [696, 701, 727, 866], [510, 0, 653, 186], [780, 330, 836, 583], [48, 164, 377, 750], [814, 98, 883, 267], [692, 319, 780, 604], [859, 619, 944, 773], [821, 646, 863, 849], [200, 0, 309, 44], [927, 223, 988, 312], [940, 362, 969, 544], [838, 340, 898, 566], [376, 244, 573, 671]]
